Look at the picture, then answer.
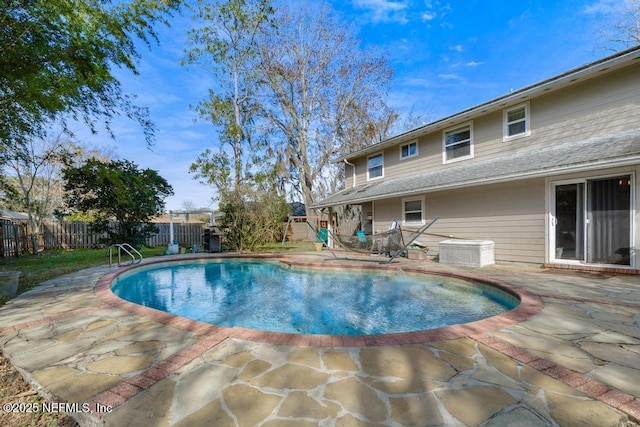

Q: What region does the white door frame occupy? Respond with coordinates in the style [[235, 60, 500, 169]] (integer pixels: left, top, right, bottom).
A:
[[547, 171, 635, 269]]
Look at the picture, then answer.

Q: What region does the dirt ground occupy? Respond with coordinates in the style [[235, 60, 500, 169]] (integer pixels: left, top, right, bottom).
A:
[[0, 351, 79, 427]]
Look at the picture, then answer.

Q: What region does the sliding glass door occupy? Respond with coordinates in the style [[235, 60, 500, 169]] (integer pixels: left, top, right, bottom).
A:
[[552, 175, 631, 266], [587, 177, 631, 265], [554, 183, 585, 261]]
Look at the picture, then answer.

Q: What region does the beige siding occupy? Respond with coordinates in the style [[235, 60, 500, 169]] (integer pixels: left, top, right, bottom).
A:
[[372, 179, 546, 264], [349, 62, 640, 182]]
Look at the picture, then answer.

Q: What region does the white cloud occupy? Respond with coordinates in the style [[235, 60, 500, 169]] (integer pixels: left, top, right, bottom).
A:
[[352, 0, 410, 24], [582, 0, 619, 15], [465, 61, 485, 67], [421, 11, 437, 21], [438, 73, 462, 80]]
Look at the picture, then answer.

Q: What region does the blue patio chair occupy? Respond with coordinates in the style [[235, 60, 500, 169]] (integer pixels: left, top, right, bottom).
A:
[[356, 230, 368, 249]]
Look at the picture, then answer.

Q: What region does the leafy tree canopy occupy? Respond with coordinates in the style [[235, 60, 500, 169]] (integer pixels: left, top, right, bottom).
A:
[[0, 0, 182, 152], [63, 158, 174, 247]]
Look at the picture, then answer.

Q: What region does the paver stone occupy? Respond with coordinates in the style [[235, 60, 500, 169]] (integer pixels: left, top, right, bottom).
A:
[[115, 340, 164, 356], [238, 359, 272, 381], [322, 350, 358, 371], [324, 377, 387, 423], [222, 384, 281, 426], [286, 346, 322, 368], [173, 364, 237, 420], [484, 406, 551, 426], [591, 363, 640, 397], [48, 372, 123, 403], [33, 367, 80, 388], [546, 391, 628, 426], [334, 413, 378, 426], [359, 345, 456, 382], [174, 398, 234, 427], [249, 364, 329, 390], [278, 390, 340, 419], [222, 350, 254, 368], [580, 342, 640, 370], [86, 355, 154, 375], [435, 385, 517, 426], [390, 393, 443, 426], [263, 420, 319, 427], [103, 378, 175, 427], [519, 365, 586, 396]]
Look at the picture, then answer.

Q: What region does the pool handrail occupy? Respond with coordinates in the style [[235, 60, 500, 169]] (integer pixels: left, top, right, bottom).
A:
[[109, 243, 143, 267]]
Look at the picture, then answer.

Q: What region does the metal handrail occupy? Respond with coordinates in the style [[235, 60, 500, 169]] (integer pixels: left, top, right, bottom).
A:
[[109, 243, 143, 267]]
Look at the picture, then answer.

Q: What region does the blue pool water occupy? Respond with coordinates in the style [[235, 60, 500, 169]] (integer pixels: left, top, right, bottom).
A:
[[112, 260, 518, 335]]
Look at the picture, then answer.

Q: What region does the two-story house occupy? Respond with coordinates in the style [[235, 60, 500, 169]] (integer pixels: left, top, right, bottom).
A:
[[313, 46, 640, 273]]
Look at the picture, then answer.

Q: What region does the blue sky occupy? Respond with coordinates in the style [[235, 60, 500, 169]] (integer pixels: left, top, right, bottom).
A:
[[74, 0, 627, 211]]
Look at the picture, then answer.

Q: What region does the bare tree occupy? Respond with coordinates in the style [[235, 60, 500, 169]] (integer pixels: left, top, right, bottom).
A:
[[600, 0, 640, 49], [184, 0, 274, 193], [2, 133, 71, 253], [256, 2, 393, 212]]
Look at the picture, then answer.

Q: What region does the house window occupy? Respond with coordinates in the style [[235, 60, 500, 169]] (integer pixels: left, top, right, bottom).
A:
[[403, 198, 423, 224], [400, 140, 418, 160], [443, 122, 473, 163], [503, 103, 530, 140], [367, 153, 383, 180]]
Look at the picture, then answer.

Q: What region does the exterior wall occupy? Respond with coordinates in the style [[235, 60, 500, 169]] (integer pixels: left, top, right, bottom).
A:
[[349, 62, 640, 185], [372, 179, 547, 264]]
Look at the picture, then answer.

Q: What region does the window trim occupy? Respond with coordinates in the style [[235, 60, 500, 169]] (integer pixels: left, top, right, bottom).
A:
[[442, 121, 474, 164], [402, 197, 425, 225], [503, 102, 531, 141], [367, 152, 384, 181], [399, 140, 419, 161]]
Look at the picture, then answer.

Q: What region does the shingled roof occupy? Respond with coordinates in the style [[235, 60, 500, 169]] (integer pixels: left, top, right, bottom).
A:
[[313, 129, 640, 208]]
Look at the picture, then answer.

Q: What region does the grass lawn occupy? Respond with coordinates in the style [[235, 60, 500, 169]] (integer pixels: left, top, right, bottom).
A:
[[0, 247, 163, 306]]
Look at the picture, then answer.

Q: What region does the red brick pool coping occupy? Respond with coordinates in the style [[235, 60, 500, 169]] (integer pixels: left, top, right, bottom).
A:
[[94, 254, 544, 347]]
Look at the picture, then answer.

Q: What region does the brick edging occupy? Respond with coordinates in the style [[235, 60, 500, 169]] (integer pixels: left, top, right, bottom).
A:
[[471, 334, 640, 422], [95, 255, 544, 347]]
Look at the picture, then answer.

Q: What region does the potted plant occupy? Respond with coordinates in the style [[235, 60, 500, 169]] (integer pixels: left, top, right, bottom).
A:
[[0, 270, 21, 296]]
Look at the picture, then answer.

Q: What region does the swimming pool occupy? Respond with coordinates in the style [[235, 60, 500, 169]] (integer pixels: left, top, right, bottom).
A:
[[111, 259, 519, 336]]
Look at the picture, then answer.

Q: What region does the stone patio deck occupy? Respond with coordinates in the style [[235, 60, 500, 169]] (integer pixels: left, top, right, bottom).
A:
[[1, 253, 639, 426]]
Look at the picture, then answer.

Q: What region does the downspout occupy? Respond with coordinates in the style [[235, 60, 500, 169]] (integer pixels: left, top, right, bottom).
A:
[[343, 158, 356, 188]]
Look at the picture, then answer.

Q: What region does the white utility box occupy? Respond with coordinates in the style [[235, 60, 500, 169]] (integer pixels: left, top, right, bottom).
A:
[[438, 240, 495, 267]]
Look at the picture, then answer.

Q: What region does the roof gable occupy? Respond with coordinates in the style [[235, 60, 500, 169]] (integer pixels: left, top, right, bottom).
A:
[[338, 46, 640, 163]]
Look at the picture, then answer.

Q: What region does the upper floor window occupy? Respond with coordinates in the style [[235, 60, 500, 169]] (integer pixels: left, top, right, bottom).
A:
[[400, 140, 418, 160], [503, 102, 530, 141], [367, 153, 383, 180], [443, 122, 473, 163], [403, 198, 424, 225]]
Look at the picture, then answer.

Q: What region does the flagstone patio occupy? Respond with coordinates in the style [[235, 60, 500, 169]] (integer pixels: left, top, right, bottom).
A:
[[1, 253, 639, 426]]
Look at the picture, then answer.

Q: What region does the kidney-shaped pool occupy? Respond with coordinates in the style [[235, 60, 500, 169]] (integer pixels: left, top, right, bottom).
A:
[[111, 259, 519, 336]]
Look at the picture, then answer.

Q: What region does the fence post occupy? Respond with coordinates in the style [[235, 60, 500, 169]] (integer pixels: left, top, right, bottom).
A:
[[12, 223, 20, 257], [0, 221, 4, 258]]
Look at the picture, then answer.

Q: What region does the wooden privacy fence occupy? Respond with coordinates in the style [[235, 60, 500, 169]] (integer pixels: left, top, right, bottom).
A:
[[148, 222, 208, 247], [41, 221, 208, 250], [0, 219, 30, 257], [2, 218, 318, 257]]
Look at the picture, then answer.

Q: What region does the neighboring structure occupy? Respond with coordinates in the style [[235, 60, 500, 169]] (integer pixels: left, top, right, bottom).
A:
[[314, 46, 640, 272]]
